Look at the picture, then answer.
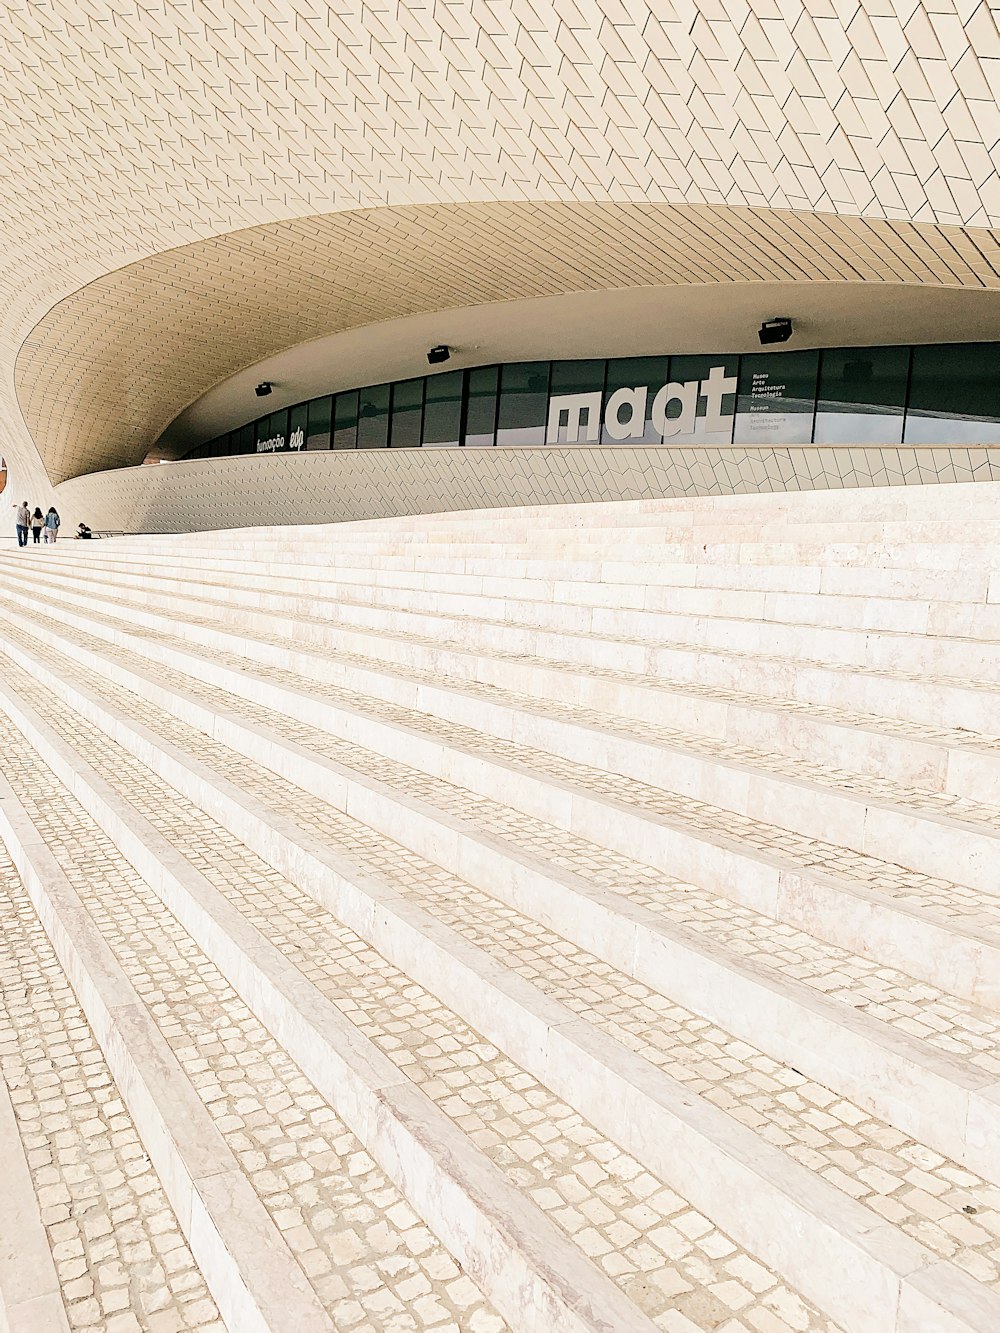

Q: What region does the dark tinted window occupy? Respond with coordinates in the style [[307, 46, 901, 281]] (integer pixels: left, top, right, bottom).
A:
[[905, 343, 1000, 444], [497, 362, 549, 446], [423, 370, 464, 447], [331, 392, 357, 449], [288, 402, 308, 451], [548, 361, 605, 443], [601, 357, 669, 444], [307, 397, 332, 450], [357, 384, 390, 449], [663, 355, 739, 444], [814, 346, 908, 445], [734, 350, 819, 446], [465, 366, 498, 447], [389, 378, 423, 449]]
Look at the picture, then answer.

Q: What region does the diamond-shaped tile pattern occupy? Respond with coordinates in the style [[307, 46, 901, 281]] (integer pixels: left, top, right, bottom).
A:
[[55, 441, 1000, 534], [1, 1, 999, 499]]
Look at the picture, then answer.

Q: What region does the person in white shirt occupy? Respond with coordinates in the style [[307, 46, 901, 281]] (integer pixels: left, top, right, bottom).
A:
[[13, 500, 29, 547]]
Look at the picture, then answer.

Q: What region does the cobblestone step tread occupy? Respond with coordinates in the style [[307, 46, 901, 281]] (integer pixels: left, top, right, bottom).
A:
[[0, 653, 858, 1333], [8, 587, 1000, 1007], [8, 570, 1000, 835], [5, 615, 1000, 1322], [7, 560, 997, 693]]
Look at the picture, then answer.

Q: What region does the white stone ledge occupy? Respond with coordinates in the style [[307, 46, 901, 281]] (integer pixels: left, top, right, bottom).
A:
[[10, 591, 999, 1015], [0, 776, 333, 1333], [8, 627, 999, 1192], [3, 555, 998, 762], [5, 641, 999, 1333], [25, 548, 1000, 647], [0, 675, 651, 1333], [14, 553, 1000, 686], [0, 1064, 70, 1333]]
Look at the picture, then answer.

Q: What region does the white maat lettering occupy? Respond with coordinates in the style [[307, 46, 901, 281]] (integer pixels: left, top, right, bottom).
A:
[[546, 392, 602, 444], [651, 380, 697, 437], [604, 386, 648, 441]]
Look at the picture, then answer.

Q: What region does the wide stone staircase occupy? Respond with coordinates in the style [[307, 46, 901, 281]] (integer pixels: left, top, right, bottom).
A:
[[0, 481, 998, 1333]]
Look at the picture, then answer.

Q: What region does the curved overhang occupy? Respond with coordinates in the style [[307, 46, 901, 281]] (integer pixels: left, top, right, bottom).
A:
[[18, 202, 1000, 485]]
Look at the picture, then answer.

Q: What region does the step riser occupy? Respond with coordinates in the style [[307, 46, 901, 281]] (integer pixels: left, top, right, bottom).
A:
[[0, 676, 650, 1333], [2, 641, 995, 1333], [0, 779, 332, 1333], [7, 564, 999, 719], [8, 588, 999, 1002], [7, 624, 996, 1202], [9, 567, 1000, 805], [82, 514, 1000, 546], [27, 553, 1000, 633], [38, 533, 1000, 576]]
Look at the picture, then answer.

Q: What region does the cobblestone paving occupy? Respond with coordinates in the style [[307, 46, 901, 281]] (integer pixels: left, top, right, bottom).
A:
[[0, 848, 224, 1333], [6, 585, 999, 958], [0, 657, 840, 1333], [14, 568, 1000, 829], [3, 645, 1000, 1301], [0, 711, 506, 1333], [14, 607, 999, 1084], [9, 565, 1000, 759]]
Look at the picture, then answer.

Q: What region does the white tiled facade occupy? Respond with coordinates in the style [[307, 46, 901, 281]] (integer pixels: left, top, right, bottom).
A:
[[1, 0, 999, 525]]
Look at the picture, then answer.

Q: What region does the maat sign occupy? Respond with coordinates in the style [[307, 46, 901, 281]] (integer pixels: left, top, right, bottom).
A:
[[546, 366, 737, 443]]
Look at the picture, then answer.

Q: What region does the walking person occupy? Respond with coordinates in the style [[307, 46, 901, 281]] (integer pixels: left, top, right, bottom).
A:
[[30, 507, 43, 543], [44, 506, 60, 543], [13, 500, 29, 547]]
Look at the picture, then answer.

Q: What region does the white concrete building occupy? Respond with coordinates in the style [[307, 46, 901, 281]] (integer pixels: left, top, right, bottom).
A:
[[1, 0, 999, 529], [1, 8, 1000, 1333]]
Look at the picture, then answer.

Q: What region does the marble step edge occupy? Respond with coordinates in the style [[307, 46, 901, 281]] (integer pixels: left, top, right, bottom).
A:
[[11, 570, 999, 813], [0, 675, 654, 1333], [5, 565, 997, 741], [28, 545, 997, 603], [31, 562, 1000, 799], [26, 551, 1000, 634], [7, 626, 998, 1200], [11, 562, 1000, 686], [10, 583, 998, 923], [6, 583, 996, 1015], [0, 642, 994, 1333], [9, 564, 998, 794], [0, 773, 333, 1333], [43, 548, 1000, 611], [91, 514, 1000, 546], [0, 1060, 71, 1333]]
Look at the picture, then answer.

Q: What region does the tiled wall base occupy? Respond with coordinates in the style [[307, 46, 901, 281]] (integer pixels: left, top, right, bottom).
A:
[[56, 444, 1000, 533]]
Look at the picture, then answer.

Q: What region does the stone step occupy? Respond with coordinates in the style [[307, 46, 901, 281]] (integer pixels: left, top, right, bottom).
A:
[[0, 656, 874, 1333], [1, 635, 998, 1333], [3, 559, 997, 751], [53, 519, 1000, 563], [6, 581, 1000, 977], [0, 770, 323, 1333], [35, 543, 1000, 612], [27, 549, 1000, 644], [42, 554, 1000, 798], [3, 611, 999, 1195], [0, 843, 227, 1333], [0, 663, 670, 1333], [5, 555, 998, 762]]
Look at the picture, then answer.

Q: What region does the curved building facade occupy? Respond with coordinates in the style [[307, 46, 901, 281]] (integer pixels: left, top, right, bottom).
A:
[[2, 2, 1000, 528]]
